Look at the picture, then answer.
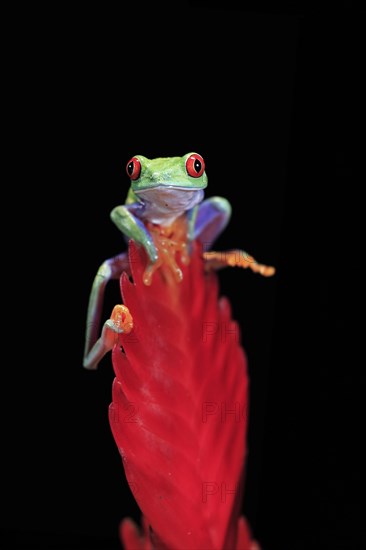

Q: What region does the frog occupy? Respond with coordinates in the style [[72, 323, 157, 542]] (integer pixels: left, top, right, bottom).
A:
[[83, 152, 275, 370]]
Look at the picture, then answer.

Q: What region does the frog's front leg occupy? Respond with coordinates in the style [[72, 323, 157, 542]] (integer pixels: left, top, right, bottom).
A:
[[110, 204, 158, 263], [191, 196, 232, 251]]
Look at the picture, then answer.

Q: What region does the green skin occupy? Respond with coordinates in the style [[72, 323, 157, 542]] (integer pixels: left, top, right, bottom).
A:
[[111, 152, 215, 261], [83, 152, 271, 370]]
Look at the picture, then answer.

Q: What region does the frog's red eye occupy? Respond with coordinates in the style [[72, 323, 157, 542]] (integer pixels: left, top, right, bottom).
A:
[[186, 153, 205, 178], [126, 157, 141, 180]]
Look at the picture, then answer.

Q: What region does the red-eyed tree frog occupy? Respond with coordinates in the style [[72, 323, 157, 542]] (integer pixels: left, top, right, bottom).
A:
[[83, 152, 275, 370]]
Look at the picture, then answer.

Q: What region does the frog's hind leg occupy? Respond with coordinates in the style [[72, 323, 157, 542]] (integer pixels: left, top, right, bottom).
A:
[[192, 196, 232, 252], [203, 249, 276, 277], [194, 196, 276, 278], [83, 251, 131, 370]]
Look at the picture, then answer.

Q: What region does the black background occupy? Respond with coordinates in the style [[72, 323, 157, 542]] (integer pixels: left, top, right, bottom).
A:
[[2, 3, 364, 550]]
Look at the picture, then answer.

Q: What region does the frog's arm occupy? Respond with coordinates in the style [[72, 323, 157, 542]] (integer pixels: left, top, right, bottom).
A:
[[192, 196, 232, 251], [194, 196, 276, 277], [110, 203, 158, 263]]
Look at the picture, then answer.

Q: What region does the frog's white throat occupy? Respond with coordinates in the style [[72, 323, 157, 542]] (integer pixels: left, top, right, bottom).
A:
[[135, 186, 205, 226]]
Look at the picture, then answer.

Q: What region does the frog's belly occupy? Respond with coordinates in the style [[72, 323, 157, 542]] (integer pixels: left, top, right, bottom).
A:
[[136, 187, 204, 226]]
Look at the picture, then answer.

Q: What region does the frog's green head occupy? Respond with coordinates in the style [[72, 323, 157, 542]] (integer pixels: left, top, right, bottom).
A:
[[124, 153, 208, 225], [126, 152, 208, 193]]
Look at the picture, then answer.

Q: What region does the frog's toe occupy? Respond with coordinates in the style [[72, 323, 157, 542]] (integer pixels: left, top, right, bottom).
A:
[[107, 304, 133, 333]]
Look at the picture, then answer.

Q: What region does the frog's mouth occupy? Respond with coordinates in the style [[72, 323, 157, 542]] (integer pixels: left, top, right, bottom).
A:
[[134, 186, 205, 226]]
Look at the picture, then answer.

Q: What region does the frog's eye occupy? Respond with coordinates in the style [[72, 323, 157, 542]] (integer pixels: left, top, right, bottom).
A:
[[186, 153, 205, 178], [126, 157, 141, 180]]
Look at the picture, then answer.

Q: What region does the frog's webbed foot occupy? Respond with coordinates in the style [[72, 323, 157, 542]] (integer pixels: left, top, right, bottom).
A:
[[83, 305, 133, 370], [203, 249, 276, 277], [142, 239, 187, 286], [143, 215, 190, 286], [142, 256, 164, 286]]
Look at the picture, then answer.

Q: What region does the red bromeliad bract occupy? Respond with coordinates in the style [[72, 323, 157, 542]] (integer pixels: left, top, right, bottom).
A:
[[108, 239, 260, 550]]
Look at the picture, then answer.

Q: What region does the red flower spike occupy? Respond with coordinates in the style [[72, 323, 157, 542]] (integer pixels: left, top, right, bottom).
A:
[[109, 239, 260, 550]]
